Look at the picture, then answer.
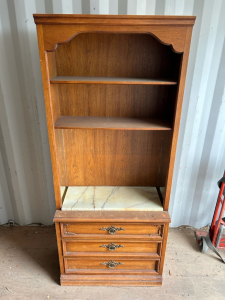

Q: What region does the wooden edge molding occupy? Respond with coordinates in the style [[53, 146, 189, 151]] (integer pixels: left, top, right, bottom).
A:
[[53, 210, 171, 223], [33, 14, 196, 26]]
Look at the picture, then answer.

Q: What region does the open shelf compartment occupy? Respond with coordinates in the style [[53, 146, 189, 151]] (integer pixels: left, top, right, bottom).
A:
[[49, 31, 182, 210], [61, 186, 163, 211]]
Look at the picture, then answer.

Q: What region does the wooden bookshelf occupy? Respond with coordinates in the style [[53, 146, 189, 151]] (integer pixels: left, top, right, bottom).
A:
[[34, 14, 195, 287]]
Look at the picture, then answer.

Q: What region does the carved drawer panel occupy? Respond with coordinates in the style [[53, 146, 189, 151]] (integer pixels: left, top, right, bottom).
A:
[[64, 256, 160, 274], [62, 239, 161, 255], [61, 223, 162, 237]]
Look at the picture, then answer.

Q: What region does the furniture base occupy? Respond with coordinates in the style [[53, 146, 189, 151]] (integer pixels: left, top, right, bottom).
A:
[[60, 274, 162, 286]]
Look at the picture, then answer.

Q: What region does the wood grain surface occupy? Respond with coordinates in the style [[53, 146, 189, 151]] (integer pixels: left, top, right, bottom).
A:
[[34, 14, 195, 286], [55, 129, 172, 186], [61, 222, 162, 236], [54, 33, 181, 81], [56, 84, 177, 122], [64, 256, 157, 272], [55, 116, 172, 130], [54, 210, 171, 223], [50, 76, 177, 85], [62, 239, 160, 255]]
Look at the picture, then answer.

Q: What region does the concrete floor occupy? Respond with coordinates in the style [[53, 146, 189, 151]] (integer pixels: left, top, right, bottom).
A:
[[0, 225, 224, 300]]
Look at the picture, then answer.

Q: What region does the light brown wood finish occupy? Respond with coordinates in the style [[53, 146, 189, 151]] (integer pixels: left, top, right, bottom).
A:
[[61, 222, 162, 236], [55, 116, 172, 130], [159, 222, 169, 274], [54, 130, 67, 186], [60, 274, 162, 286], [54, 210, 171, 223], [55, 222, 64, 275], [54, 33, 181, 80], [55, 129, 172, 186], [64, 257, 158, 273], [163, 27, 194, 210], [61, 234, 163, 241], [36, 25, 62, 209], [56, 84, 176, 120], [62, 239, 160, 255], [34, 14, 195, 25], [51, 76, 177, 85], [55, 84, 177, 129], [34, 14, 195, 286], [33, 15, 195, 53]]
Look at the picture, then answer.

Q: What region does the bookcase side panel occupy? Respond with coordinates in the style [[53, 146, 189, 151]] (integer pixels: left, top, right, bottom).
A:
[[163, 27, 194, 210], [36, 24, 62, 209]]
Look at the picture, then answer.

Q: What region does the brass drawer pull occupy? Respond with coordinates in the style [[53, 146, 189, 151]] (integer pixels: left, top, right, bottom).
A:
[[101, 260, 123, 268], [99, 225, 125, 234], [100, 243, 124, 251]]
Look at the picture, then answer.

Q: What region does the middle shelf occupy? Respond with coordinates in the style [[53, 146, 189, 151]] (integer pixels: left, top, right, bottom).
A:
[[55, 116, 172, 130], [50, 76, 177, 85]]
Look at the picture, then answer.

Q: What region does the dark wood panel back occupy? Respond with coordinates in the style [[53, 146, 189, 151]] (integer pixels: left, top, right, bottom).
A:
[[55, 33, 181, 81], [55, 129, 172, 187], [57, 84, 176, 123]]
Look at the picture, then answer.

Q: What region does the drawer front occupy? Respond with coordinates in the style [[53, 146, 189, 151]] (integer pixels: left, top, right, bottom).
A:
[[64, 257, 159, 273], [62, 239, 161, 255], [61, 223, 162, 237]]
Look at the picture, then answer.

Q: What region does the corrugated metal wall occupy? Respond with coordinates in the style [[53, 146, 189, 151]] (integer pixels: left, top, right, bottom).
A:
[[0, 0, 225, 227]]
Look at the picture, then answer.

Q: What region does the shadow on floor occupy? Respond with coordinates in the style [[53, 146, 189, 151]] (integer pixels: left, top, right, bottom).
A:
[[0, 225, 60, 285]]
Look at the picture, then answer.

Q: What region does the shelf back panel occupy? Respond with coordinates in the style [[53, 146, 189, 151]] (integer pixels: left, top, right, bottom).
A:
[[55, 129, 172, 187], [54, 33, 181, 81], [54, 84, 177, 123]]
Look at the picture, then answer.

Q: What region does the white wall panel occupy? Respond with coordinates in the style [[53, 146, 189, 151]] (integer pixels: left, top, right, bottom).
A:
[[0, 0, 224, 227]]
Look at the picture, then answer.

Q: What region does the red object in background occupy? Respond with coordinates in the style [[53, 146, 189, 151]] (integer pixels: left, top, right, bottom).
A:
[[210, 171, 225, 249], [196, 172, 225, 250]]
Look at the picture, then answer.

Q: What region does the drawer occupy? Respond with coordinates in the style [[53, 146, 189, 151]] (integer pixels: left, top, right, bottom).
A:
[[62, 239, 161, 255], [64, 257, 159, 274], [61, 222, 162, 237]]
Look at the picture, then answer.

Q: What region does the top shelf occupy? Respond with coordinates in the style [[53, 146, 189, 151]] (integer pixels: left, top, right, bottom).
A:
[[50, 76, 177, 85]]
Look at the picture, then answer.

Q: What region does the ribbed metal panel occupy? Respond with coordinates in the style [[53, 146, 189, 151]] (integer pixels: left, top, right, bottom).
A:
[[0, 0, 224, 226]]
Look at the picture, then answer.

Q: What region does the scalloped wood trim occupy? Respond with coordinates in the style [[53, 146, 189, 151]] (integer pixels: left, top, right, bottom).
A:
[[42, 25, 187, 53]]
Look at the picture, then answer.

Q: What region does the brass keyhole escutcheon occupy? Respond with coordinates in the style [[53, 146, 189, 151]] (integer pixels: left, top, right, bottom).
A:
[[100, 243, 124, 251], [101, 260, 123, 268], [99, 225, 125, 234], [109, 244, 116, 251], [109, 227, 116, 234], [109, 262, 116, 268]]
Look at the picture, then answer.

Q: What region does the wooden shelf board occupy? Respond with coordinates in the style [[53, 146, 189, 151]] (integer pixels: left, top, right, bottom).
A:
[[54, 210, 170, 223], [61, 186, 163, 211], [55, 116, 172, 130], [50, 76, 177, 85]]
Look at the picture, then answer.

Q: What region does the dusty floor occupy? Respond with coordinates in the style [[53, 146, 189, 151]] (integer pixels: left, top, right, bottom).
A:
[[0, 225, 224, 300]]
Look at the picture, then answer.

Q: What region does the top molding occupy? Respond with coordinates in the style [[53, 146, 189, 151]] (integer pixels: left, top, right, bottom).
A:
[[34, 14, 196, 26], [34, 14, 196, 53]]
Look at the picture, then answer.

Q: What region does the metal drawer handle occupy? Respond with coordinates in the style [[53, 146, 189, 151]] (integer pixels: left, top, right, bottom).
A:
[[101, 260, 123, 268], [100, 243, 124, 251], [99, 225, 125, 234]]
